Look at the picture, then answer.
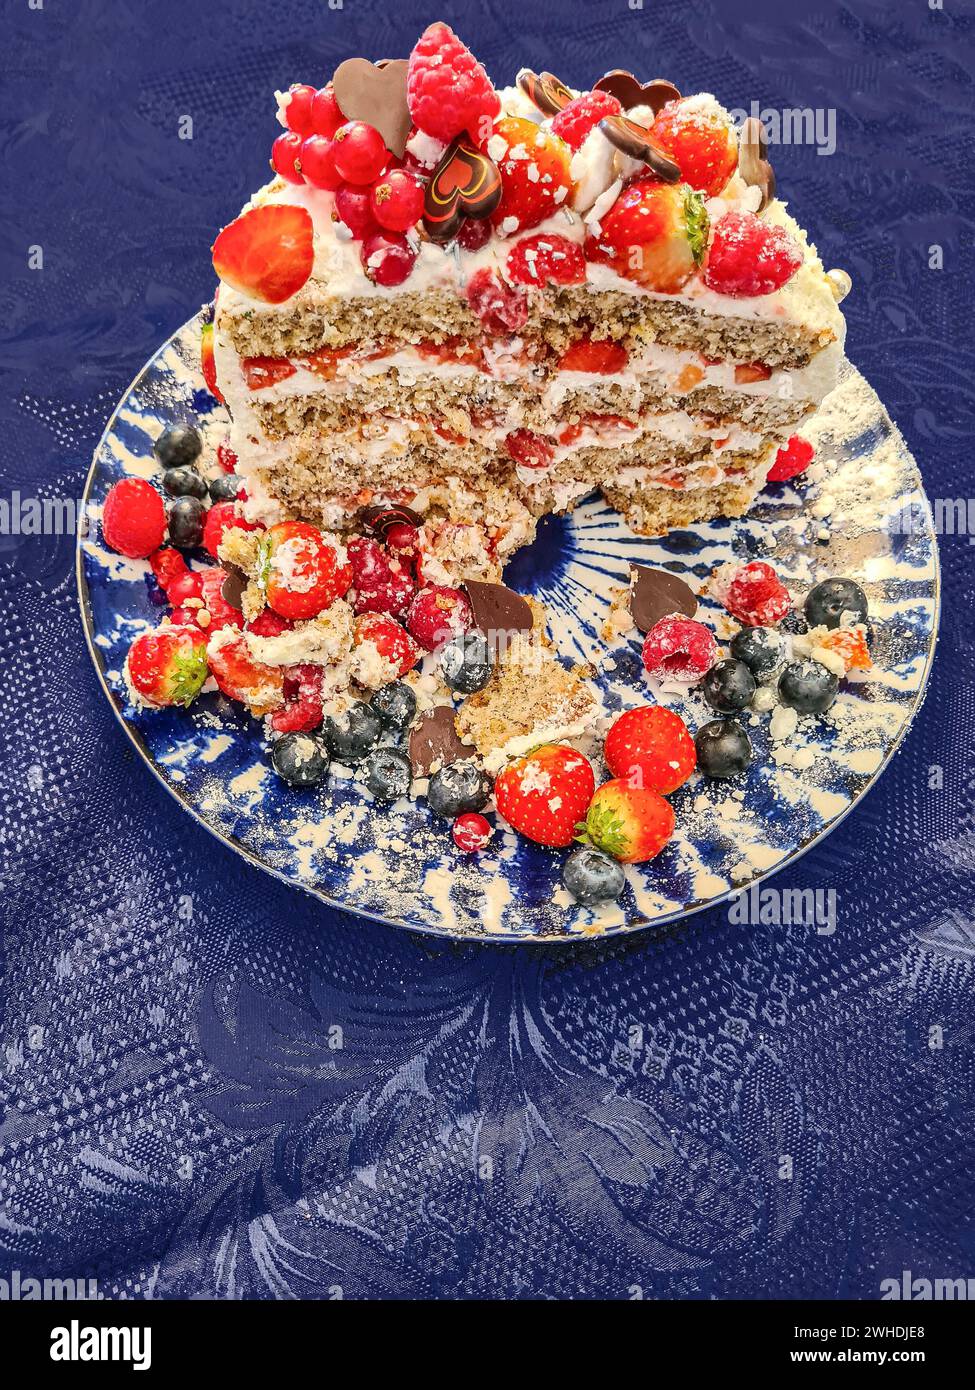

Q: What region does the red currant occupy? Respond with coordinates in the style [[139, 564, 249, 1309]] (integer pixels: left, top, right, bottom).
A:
[[271, 131, 304, 184], [167, 570, 205, 606], [457, 218, 492, 251], [452, 813, 492, 853], [384, 521, 420, 560], [334, 183, 379, 238], [299, 135, 341, 190], [310, 84, 343, 138], [369, 169, 424, 233], [282, 84, 316, 136], [360, 231, 417, 286], [331, 121, 389, 185]]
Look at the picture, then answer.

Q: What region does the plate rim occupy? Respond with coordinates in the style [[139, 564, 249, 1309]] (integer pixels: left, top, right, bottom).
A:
[[76, 312, 943, 945]]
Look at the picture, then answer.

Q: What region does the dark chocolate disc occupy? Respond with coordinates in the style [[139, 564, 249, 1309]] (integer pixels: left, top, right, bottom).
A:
[[408, 705, 477, 777], [462, 581, 534, 646]]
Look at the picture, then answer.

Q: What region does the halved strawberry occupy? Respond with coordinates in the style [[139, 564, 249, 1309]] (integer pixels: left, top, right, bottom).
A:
[[490, 117, 572, 235], [207, 631, 285, 714], [126, 625, 209, 708], [559, 340, 629, 374], [585, 178, 708, 293], [200, 321, 225, 403], [260, 520, 353, 620], [494, 744, 596, 848], [241, 356, 297, 390], [212, 204, 314, 305], [582, 778, 675, 863], [350, 612, 419, 682]]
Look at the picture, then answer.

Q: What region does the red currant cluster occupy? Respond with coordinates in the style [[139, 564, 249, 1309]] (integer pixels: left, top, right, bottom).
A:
[[270, 83, 426, 287]]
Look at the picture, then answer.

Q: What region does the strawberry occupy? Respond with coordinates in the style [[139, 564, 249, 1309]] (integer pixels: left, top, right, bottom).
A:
[[767, 434, 814, 483], [351, 612, 419, 681], [585, 178, 708, 293], [604, 706, 696, 796], [203, 501, 263, 559], [207, 630, 285, 714], [582, 779, 675, 864], [494, 744, 596, 848], [200, 320, 224, 403], [559, 340, 629, 374], [126, 625, 210, 708], [465, 267, 529, 333], [241, 356, 297, 390], [260, 520, 352, 620], [650, 97, 738, 197], [200, 567, 243, 631], [490, 117, 572, 235], [212, 204, 314, 305]]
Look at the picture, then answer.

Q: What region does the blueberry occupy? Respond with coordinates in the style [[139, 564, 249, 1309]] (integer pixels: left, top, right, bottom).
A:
[[695, 719, 752, 779], [154, 422, 202, 469], [163, 466, 208, 499], [778, 661, 839, 715], [803, 577, 868, 631], [322, 701, 383, 763], [701, 658, 756, 714], [370, 681, 417, 732], [562, 846, 625, 906], [167, 496, 207, 548], [362, 747, 412, 804], [271, 732, 330, 787], [730, 625, 783, 677], [440, 631, 493, 694], [208, 473, 241, 503], [427, 760, 491, 818]]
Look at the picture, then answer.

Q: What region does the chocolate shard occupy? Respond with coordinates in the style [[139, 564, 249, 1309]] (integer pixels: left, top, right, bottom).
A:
[[594, 70, 681, 115], [360, 502, 423, 540], [408, 705, 476, 777], [331, 57, 411, 157], [423, 133, 502, 242], [737, 116, 776, 211], [516, 68, 574, 116], [598, 114, 681, 182], [220, 565, 248, 612], [628, 563, 698, 633], [463, 580, 534, 644]]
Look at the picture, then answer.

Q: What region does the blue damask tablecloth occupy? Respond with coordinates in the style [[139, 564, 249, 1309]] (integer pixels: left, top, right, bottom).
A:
[[1, 0, 973, 1300]]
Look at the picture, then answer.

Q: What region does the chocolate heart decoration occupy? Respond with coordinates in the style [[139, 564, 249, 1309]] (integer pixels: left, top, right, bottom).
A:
[[599, 113, 681, 182], [737, 115, 776, 211], [423, 134, 502, 242], [331, 57, 411, 157], [360, 502, 423, 540], [594, 70, 681, 115], [516, 68, 575, 117]]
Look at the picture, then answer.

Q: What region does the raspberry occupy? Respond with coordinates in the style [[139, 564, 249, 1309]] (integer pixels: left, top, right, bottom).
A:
[[767, 434, 815, 483], [272, 664, 324, 733], [506, 429, 554, 470], [103, 478, 167, 558], [457, 218, 492, 252], [360, 231, 417, 287], [348, 536, 390, 589], [334, 183, 378, 237], [406, 584, 472, 651], [216, 441, 238, 473], [369, 169, 425, 233], [246, 609, 293, 638], [650, 97, 738, 197], [407, 22, 500, 144], [704, 211, 803, 297], [550, 89, 622, 150], [490, 117, 572, 235], [641, 615, 718, 683], [452, 812, 492, 853], [347, 536, 414, 617], [149, 546, 189, 593], [202, 501, 263, 559], [300, 135, 342, 191], [271, 132, 304, 184], [720, 561, 792, 627], [506, 233, 586, 288], [352, 613, 419, 680], [200, 567, 243, 631], [280, 85, 317, 136], [331, 121, 389, 185], [465, 268, 528, 333]]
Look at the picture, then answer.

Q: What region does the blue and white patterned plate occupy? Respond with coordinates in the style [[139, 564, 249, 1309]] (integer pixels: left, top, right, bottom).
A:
[[77, 313, 939, 942]]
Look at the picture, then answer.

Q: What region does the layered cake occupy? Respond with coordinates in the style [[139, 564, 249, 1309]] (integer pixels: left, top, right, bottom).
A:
[[208, 23, 849, 579]]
